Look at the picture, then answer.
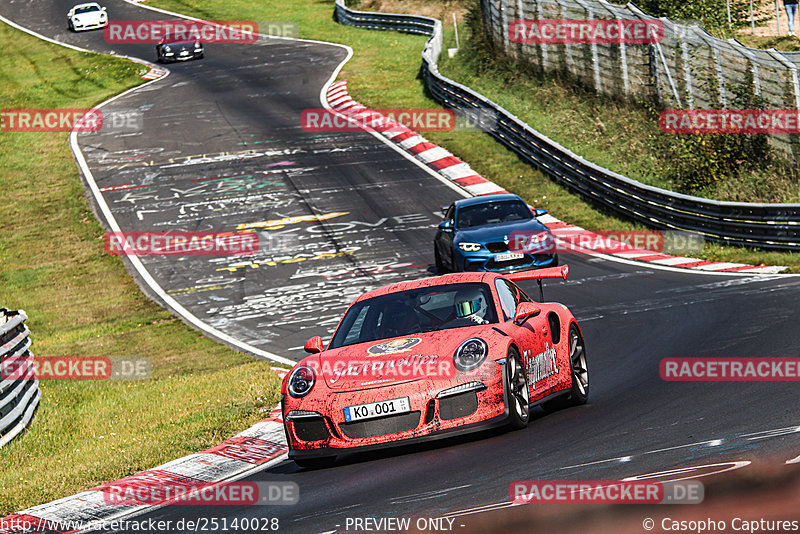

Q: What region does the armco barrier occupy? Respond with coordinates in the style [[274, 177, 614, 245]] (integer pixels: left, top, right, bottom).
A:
[[335, 0, 800, 251], [0, 309, 40, 448]]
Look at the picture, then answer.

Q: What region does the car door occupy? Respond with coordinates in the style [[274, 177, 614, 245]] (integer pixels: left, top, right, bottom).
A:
[[495, 278, 558, 402]]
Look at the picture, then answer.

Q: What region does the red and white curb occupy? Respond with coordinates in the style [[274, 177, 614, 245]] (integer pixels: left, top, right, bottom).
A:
[[326, 80, 785, 275], [125, 57, 168, 81], [0, 402, 288, 533], [141, 66, 167, 80]]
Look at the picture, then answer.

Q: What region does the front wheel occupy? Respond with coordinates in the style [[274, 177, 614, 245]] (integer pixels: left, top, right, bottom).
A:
[[434, 246, 446, 273], [505, 348, 530, 430], [542, 323, 588, 412]]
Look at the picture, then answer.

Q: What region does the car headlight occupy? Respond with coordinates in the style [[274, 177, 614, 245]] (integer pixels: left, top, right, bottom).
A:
[[454, 338, 488, 372], [287, 365, 316, 398], [458, 242, 481, 252], [164, 46, 172, 52]]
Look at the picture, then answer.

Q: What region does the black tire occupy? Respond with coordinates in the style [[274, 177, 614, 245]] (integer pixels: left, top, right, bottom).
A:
[[434, 246, 446, 274], [505, 347, 530, 430], [542, 323, 588, 412], [550, 254, 559, 267], [294, 456, 336, 469]]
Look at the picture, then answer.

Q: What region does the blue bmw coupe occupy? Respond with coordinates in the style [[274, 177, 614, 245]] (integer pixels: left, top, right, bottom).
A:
[[434, 193, 558, 272]]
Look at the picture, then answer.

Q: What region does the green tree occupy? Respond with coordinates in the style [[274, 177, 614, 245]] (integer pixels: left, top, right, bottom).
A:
[[634, 0, 771, 38]]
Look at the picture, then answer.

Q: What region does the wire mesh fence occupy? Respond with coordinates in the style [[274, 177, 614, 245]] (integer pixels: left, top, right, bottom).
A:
[[483, 0, 800, 161]]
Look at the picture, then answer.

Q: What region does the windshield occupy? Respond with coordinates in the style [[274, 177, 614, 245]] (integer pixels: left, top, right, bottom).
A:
[[456, 199, 533, 229], [75, 5, 100, 13], [161, 35, 199, 45], [329, 283, 498, 349]]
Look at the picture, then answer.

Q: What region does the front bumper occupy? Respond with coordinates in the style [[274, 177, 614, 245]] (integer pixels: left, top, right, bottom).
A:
[[456, 250, 557, 272], [70, 19, 107, 31], [160, 49, 203, 62], [287, 410, 510, 459], [284, 364, 512, 459]]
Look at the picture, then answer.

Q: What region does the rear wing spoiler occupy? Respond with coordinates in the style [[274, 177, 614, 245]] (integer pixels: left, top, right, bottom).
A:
[[505, 265, 568, 301], [506, 265, 569, 281]]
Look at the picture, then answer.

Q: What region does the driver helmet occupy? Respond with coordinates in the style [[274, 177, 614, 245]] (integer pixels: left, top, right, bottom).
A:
[[454, 287, 489, 324]]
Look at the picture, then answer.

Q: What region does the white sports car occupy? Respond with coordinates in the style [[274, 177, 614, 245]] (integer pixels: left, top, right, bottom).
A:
[[67, 3, 108, 32]]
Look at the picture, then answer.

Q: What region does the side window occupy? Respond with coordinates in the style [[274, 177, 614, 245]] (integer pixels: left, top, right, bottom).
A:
[[446, 205, 455, 224], [495, 279, 518, 321], [511, 281, 533, 303]]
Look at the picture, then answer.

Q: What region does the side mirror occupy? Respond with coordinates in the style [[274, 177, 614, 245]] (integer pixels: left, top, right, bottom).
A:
[[513, 302, 541, 326], [534, 208, 548, 217], [304, 336, 324, 354], [438, 220, 453, 231], [102, 6, 107, 11]]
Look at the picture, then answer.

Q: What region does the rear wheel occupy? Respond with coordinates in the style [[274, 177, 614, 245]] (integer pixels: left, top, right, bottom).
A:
[[542, 323, 588, 412], [505, 348, 530, 430]]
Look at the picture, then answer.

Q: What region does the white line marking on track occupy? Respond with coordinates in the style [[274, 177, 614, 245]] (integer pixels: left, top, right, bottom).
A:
[[621, 461, 751, 482], [389, 484, 472, 505]]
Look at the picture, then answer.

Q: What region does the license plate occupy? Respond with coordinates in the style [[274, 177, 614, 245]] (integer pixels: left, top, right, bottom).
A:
[[495, 252, 524, 262], [180, 51, 189, 55], [343, 397, 411, 422]]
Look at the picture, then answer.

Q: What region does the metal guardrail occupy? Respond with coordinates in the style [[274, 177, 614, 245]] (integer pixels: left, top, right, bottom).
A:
[[334, 0, 800, 251], [0, 308, 40, 448]]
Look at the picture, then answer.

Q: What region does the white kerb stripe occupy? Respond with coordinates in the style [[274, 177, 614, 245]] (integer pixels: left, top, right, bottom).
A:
[[415, 146, 452, 163], [397, 135, 427, 150], [692, 262, 747, 271], [648, 256, 704, 265], [434, 162, 472, 179], [465, 182, 506, 195]]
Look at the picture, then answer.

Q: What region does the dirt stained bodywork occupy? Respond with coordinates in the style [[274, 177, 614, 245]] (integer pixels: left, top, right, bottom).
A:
[[281, 268, 581, 459]]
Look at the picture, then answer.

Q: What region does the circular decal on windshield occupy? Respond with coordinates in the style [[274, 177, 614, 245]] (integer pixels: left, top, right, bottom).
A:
[[367, 338, 421, 356]]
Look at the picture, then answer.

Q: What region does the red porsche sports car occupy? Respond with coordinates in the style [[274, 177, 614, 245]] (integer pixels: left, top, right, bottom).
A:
[[281, 266, 588, 468]]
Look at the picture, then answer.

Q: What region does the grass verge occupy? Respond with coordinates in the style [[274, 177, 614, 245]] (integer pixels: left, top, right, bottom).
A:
[[0, 22, 281, 514], [146, 0, 800, 270]]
